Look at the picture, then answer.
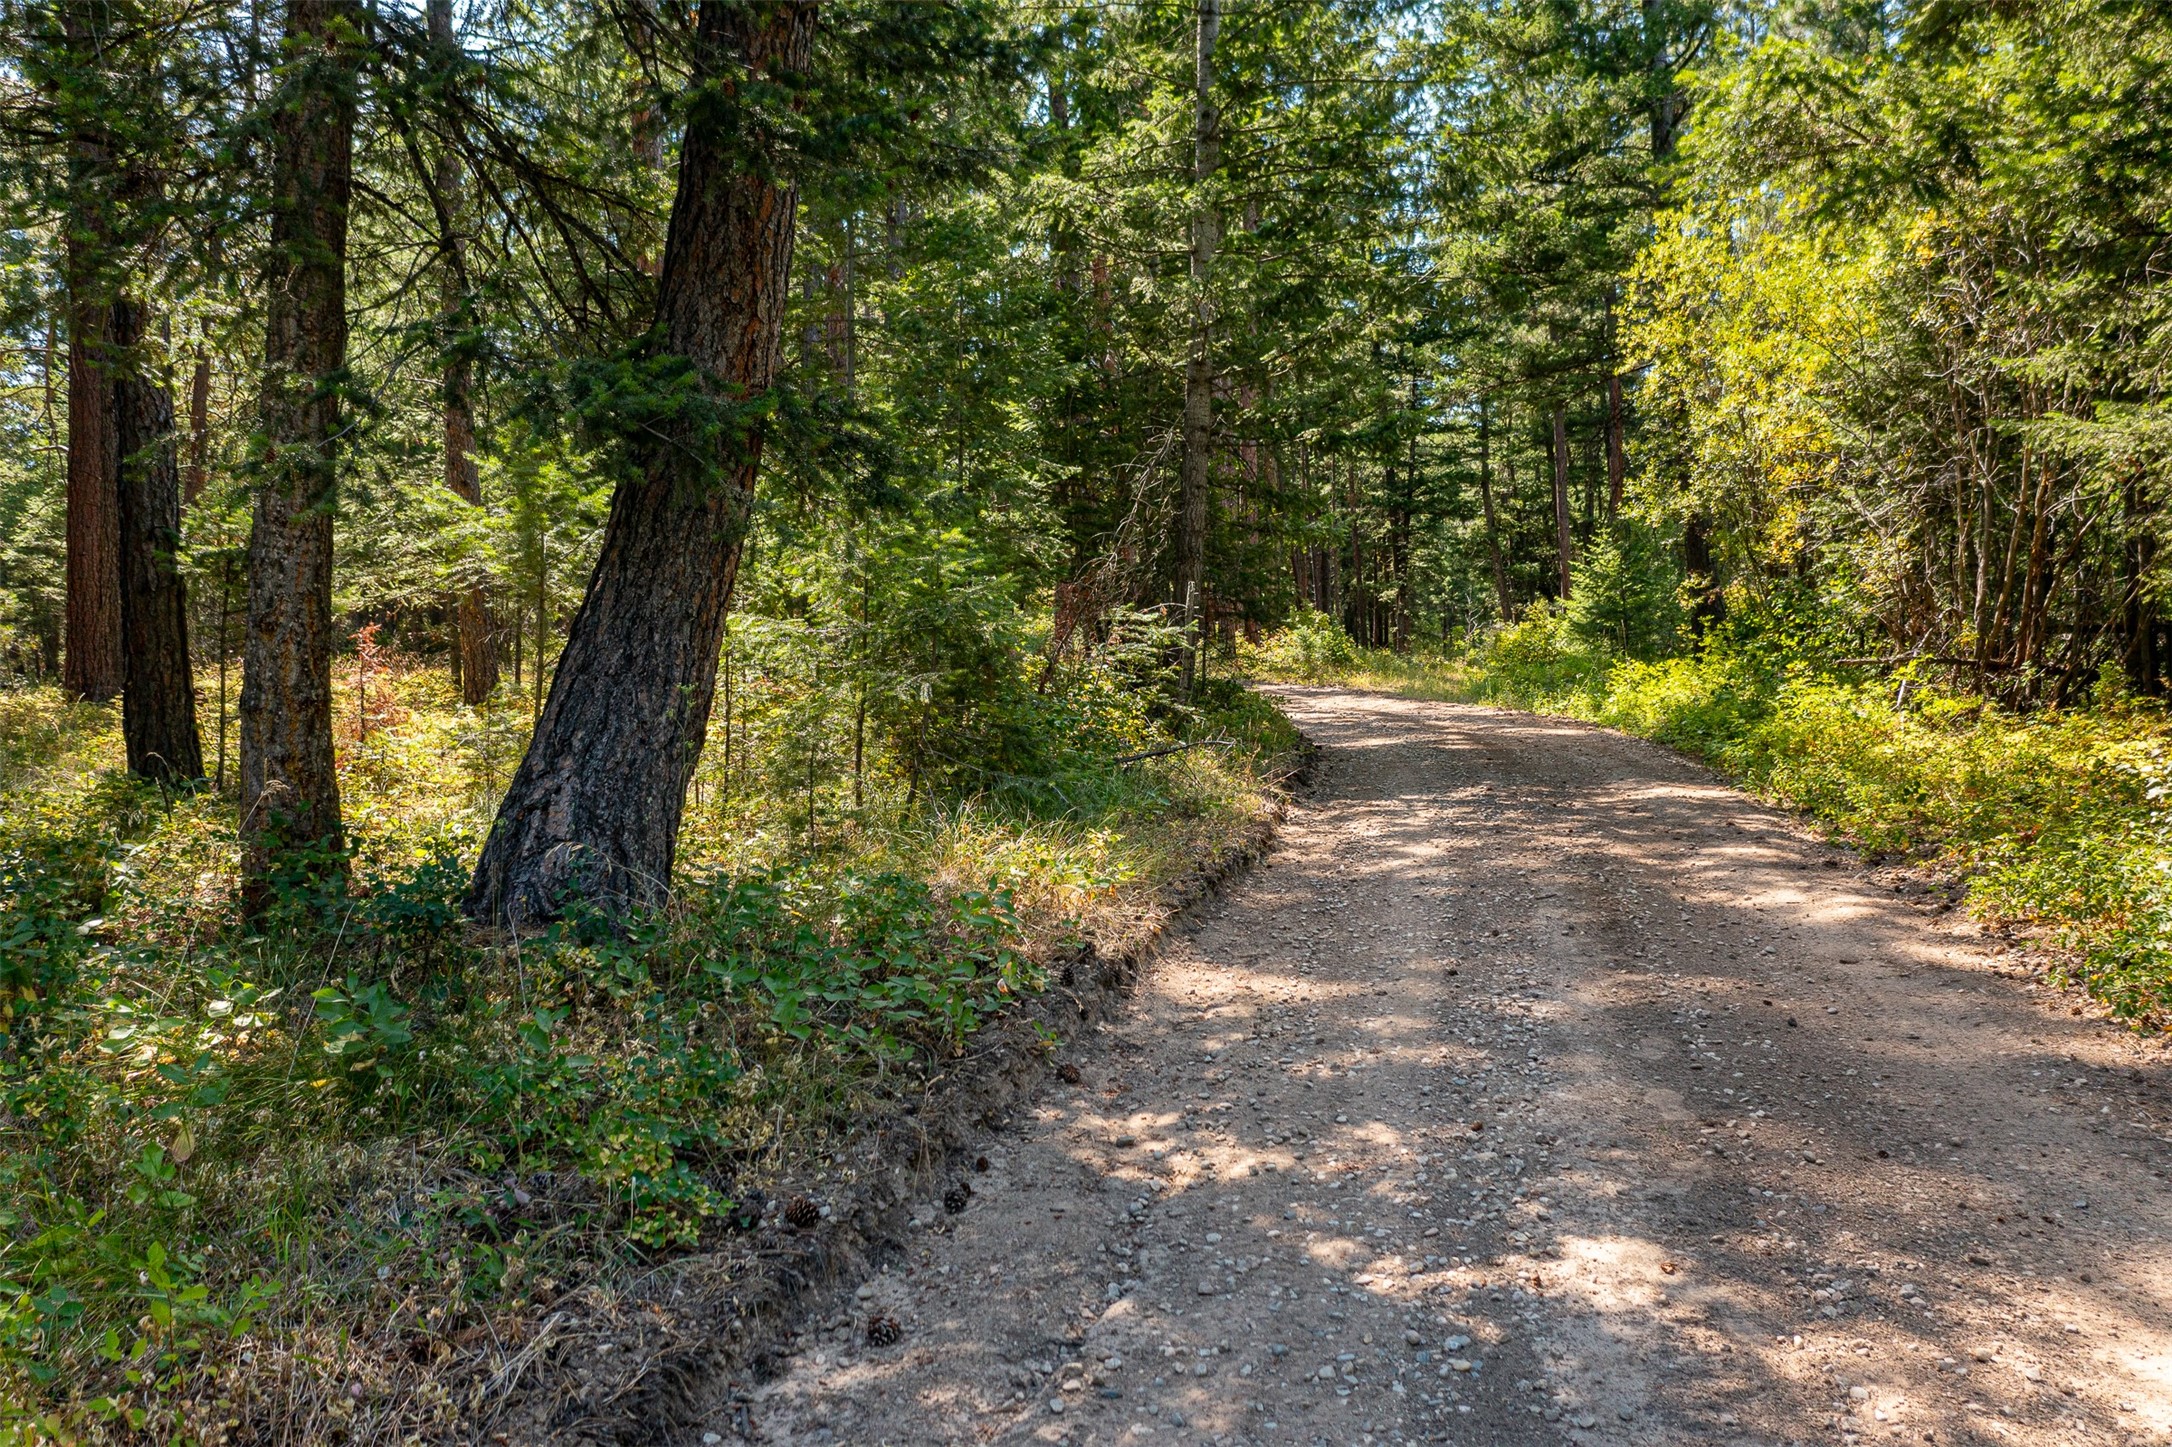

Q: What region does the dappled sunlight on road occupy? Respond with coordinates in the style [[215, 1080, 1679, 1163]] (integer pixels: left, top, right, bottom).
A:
[[727, 688, 2172, 1447]]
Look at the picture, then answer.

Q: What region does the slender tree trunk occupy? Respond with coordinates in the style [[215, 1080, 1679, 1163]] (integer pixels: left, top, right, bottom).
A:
[[2014, 453, 2057, 669], [2123, 471, 2158, 694], [1391, 504, 1412, 652], [468, 1, 819, 927], [1551, 408, 1573, 600], [240, 0, 359, 905], [63, 200, 122, 702], [183, 343, 211, 505], [1605, 373, 1626, 520], [214, 555, 234, 792], [1174, 0, 1219, 697], [1477, 401, 1512, 621], [112, 298, 204, 783], [428, 0, 497, 705]]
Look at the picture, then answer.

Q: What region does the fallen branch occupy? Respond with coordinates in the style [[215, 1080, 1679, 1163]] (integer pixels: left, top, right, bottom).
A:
[[1112, 738, 1239, 766], [1835, 654, 2091, 679]]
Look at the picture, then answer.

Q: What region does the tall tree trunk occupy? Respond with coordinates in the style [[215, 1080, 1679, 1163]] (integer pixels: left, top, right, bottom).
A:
[[2014, 453, 2057, 669], [1605, 373, 1627, 520], [112, 298, 204, 783], [1391, 503, 1412, 652], [1551, 408, 1573, 600], [62, 139, 122, 702], [240, 0, 359, 906], [1173, 0, 1219, 697], [183, 343, 211, 505], [468, 2, 819, 927], [1477, 401, 1513, 621], [428, 0, 497, 705]]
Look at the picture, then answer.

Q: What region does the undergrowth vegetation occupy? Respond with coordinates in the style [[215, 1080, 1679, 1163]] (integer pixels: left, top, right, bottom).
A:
[[0, 650, 1296, 1440], [1245, 613, 2172, 1029]]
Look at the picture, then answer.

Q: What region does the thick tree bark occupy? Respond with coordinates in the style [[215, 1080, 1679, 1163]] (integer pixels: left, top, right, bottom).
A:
[[428, 0, 497, 705], [1551, 408, 1573, 600], [111, 297, 204, 783], [54, 3, 124, 702], [63, 207, 122, 702], [241, 0, 358, 904], [468, 2, 819, 927], [1173, 0, 1219, 697]]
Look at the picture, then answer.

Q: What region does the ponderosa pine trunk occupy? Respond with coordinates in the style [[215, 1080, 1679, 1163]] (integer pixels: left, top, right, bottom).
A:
[[1173, 0, 1219, 698], [62, 174, 122, 702], [112, 298, 204, 783], [467, 1, 819, 927], [240, 0, 357, 905]]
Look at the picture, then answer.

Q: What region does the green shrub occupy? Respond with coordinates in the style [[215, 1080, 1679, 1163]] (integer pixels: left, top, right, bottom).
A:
[[1240, 607, 1362, 682]]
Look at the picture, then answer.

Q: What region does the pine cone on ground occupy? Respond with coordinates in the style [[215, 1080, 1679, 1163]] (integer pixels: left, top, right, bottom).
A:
[[943, 1181, 972, 1214], [784, 1194, 821, 1230], [866, 1315, 902, 1347]]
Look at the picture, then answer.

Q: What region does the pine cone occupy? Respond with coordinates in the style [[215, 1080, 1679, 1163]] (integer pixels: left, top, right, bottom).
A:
[[1058, 1063, 1082, 1084], [866, 1314, 902, 1347], [943, 1181, 972, 1215], [784, 1194, 821, 1230]]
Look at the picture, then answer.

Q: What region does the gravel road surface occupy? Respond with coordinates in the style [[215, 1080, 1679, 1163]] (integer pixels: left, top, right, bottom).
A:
[[717, 688, 2172, 1447]]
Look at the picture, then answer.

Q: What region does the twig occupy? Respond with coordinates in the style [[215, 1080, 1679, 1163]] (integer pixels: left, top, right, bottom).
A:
[[1112, 738, 1238, 766]]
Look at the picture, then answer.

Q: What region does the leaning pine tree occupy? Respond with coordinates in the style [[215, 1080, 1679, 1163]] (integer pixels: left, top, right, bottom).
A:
[[467, 1, 819, 926]]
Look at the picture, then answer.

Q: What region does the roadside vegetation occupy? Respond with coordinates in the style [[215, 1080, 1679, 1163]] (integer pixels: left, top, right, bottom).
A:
[[0, 644, 1294, 1438]]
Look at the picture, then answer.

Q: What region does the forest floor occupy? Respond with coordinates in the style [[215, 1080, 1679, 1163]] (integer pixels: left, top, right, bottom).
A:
[[713, 686, 2172, 1447]]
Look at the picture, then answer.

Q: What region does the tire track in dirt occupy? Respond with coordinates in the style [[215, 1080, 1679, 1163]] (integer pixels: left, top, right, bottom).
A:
[[713, 687, 2172, 1447]]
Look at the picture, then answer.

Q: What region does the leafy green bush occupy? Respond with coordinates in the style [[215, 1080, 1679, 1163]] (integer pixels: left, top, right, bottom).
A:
[[1240, 606, 1362, 682], [1462, 612, 1609, 705]]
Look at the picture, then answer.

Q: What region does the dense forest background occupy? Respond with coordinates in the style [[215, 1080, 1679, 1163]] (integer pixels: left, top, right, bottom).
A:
[[0, 0, 2167, 1436], [6, 0, 2169, 848]]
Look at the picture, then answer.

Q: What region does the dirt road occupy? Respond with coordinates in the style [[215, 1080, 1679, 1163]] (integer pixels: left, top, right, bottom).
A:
[[720, 688, 2172, 1447]]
